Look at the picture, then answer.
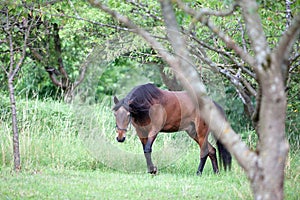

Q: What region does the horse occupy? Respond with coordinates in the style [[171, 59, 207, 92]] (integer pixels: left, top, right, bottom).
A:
[[113, 83, 231, 175]]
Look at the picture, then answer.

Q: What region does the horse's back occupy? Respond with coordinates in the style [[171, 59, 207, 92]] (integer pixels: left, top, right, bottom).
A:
[[160, 90, 197, 132]]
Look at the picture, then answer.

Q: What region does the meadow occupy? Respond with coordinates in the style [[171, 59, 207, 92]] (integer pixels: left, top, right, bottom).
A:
[[0, 96, 299, 199]]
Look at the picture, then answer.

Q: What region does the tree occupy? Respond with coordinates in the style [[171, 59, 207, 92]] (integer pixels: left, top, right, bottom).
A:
[[88, 0, 300, 199], [0, 1, 113, 102], [29, 21, 94, 102], [26, 1, 98, 102], [0, 3, 36, 171]]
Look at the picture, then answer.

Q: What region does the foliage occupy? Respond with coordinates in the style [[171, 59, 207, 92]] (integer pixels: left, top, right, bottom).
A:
[[97, 57, 163, 98]]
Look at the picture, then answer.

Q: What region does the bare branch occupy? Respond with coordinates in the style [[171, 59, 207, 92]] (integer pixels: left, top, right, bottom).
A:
[[175, 0, 256, 69], [275, 14, 300, 81], [251, 87, 261, 128], [175, 0, 238, 19], [45, 67, 63, 88], [53, 23, 69, 80], [285, 0, 293, 29], [68, 0, 80, 18], [5, 9, 15, 77], [0, 39, 7, 44], [238, 0, 270, 73], [289, 54, 300, 72], [189, 33, 256, 79], [1, 65, 8, 76], [73, 47, 95, 89], [41, 0, 64, 6], [241, 77, 257, 97], [9, 17, 33, 80], [220, 68, 255, 115], [126, 0, 162, 22], [39, 11, 131, 32], [29, 48, 44, 62], [238, 18, 248, 53], [204, 21, 255, 68], [30, 45, 65, 89], [190, 44, 256, 114]]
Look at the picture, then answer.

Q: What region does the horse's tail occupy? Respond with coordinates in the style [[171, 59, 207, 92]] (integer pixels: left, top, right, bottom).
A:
[[213, 101, 232, 171], [216, 140, 232, 171]]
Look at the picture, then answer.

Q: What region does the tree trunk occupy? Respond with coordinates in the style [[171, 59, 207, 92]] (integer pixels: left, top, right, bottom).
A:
[[8, 78, 21, 172], [30, 22, 93, 103], [249, 56, 289, 200]]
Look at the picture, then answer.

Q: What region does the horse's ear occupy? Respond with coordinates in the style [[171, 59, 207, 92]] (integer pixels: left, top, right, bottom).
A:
[[114, 96, 119, 104]]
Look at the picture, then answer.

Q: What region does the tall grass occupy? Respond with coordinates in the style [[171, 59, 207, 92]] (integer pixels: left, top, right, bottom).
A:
[[0, 95, 299, 173], [0, 96, 99, 171], [0, 95, 193, 173]]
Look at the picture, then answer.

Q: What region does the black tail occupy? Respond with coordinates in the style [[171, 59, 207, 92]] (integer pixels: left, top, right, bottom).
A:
[[213, 101, 232, 171], [216, 140, 232, 171]]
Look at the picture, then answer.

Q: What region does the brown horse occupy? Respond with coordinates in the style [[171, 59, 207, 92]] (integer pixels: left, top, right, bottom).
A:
[[113, 83, 231, 175]]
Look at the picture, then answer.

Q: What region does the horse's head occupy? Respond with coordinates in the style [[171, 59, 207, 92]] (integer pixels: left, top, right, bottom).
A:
[[113, 96, 131, 143]]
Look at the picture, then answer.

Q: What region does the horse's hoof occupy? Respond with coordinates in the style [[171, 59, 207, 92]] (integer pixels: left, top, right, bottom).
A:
[[149, 166, 158, 175], [196, 171, 202, 176]]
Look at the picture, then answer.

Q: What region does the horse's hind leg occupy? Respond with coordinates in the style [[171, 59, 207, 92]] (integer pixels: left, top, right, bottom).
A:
[[207, 142, 219, 173], [186, 123, 209, 175], [197, 138, 210, 175], [197, 140, 219, 175], [188, 121, 219, 175]]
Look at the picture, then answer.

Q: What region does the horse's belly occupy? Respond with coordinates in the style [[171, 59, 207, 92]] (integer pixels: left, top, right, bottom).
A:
[[161, 124, 180, 132]]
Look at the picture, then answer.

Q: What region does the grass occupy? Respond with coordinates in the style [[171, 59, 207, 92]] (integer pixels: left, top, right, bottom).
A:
[[0, 168, 253, 200], [0, 95, 299, 199]]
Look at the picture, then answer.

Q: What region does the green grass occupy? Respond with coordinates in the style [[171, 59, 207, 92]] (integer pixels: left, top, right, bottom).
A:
[[0, 96, 299, 199], [0, 168, 253, 200], [0, 162, 299, 200]]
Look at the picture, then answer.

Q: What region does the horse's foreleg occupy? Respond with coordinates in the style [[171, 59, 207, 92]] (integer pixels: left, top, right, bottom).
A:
[[144, 152, 157, 174], [140, 135, 158, 174]]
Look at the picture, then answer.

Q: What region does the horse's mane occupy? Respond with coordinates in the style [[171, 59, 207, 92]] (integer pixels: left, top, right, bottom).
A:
[[113, 83, 163, 124]]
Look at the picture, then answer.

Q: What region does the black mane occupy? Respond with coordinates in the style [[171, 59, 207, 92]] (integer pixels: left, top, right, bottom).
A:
[[113, 83, 163, 123]]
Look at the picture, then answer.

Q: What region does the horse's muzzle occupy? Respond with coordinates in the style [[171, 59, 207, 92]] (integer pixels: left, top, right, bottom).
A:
[[116, 136, 126, 143]]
